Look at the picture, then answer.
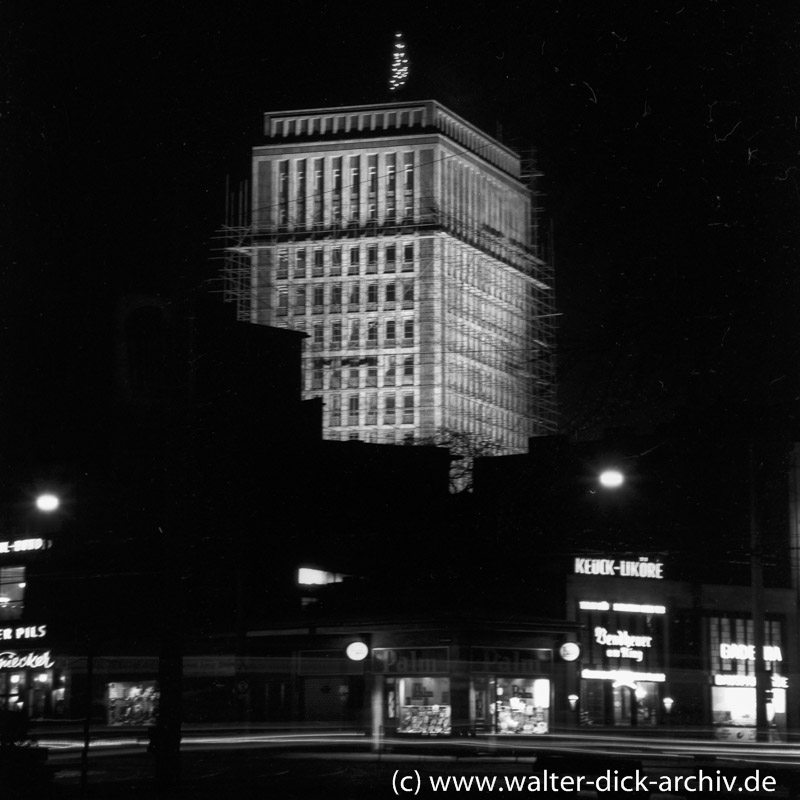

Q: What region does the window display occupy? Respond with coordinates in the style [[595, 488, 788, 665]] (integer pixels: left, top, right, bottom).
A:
[[396, 677, 451, 735], [493, 677, 550, 734], [107, 681, 159, 726]]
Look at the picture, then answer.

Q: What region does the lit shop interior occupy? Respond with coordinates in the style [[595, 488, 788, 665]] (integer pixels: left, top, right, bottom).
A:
[[708, 615, 787, 740]]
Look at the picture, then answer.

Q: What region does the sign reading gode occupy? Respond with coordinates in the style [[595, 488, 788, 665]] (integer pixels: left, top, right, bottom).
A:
[[574, 557, 664, 579]]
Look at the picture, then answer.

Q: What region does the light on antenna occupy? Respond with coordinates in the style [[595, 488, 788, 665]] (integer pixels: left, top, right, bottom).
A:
[[389, 32, 409, 92]]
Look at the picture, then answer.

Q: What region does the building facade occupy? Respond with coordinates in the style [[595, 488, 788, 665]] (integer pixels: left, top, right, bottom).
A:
[[224, 100, 557, 450]]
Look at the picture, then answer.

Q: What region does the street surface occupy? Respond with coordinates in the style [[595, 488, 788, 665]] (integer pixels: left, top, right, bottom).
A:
[[29, 730, 800, 800]]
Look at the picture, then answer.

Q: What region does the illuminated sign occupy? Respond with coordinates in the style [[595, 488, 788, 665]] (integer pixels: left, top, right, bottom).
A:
[[720, 643, 782, 662], [0, 651, 55, 670], [581, 668, 665, 683], [594, 627, 652, 663], [372, 647, 449, 674], [0, 625, 46, 642], [559, 642, 581, 662], [0, 539, 49, 555], [346, 642, 369, 661], [574, 558, 663, 579], [579, 601, 666, 614], [714, 673, 788, 689]]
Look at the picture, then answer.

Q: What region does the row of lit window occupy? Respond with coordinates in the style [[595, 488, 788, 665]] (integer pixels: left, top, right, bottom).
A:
[[326, 392, 415, 427], [308, 355, 414, 390], [275, 243, 415, 279], [277, 153, 414, 200], [276, 281, 415, 313], [297, 318, 416, 349]]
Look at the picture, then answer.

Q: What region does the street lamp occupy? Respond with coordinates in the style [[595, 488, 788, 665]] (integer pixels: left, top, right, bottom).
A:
[[34, 493, 60, 513], [598, 469, 624, 489]]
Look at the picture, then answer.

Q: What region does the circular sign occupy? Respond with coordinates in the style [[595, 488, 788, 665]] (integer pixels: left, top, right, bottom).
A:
[[346, 642, 369, 661], [559, 642, 581, 662]]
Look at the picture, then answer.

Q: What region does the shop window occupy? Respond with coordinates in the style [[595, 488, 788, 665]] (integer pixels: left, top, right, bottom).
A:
[[396, 677, 451, 736], [0, 566, 25, 621], [107, 682, 159, 726], [494, 677, 550, 735]]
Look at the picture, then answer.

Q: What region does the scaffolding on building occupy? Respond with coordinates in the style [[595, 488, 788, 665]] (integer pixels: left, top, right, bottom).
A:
[[213, 172, 558, 443]]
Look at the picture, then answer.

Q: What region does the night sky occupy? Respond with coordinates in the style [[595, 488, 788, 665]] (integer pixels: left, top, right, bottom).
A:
[[6, 1, 800, 465]]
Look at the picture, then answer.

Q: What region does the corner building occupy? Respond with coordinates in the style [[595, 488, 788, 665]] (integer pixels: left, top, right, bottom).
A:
[[229, 100, 557, 447]]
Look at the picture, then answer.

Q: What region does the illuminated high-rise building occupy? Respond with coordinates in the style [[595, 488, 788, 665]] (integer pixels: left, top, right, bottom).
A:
[[223, 100, 557, 450]]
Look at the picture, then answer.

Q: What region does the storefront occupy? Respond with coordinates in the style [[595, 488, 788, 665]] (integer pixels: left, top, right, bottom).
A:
[[0, 615, 64, 720], [368, 623, 573, 737], [708, 615, 788, 741], [374, 647, 452, 735], [470, 648, 552, 735], [569, 556, 671, 728], [568, 553, 799, 736]]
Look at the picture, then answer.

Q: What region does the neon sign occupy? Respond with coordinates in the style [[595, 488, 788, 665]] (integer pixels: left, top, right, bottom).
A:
[[580, 601, 666, 614], [581, 668, 665, 683], [714, 673, 788, 689], [574, 558, 663, 579], [0, 625, 46, 642], [594, 627, 653, 663], [720, 643, 782, 662], [0, 539, 49, 555], [0, 651, 55, 670]]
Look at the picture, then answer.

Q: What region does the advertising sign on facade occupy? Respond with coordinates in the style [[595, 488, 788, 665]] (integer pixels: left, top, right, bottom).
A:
[[372, 647, 449, 673], [574, 557, 664, 579]]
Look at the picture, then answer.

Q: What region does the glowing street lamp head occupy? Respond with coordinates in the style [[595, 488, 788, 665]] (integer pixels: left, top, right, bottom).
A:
[[599, 469, 624, 489], [35, 493, 60, 512]]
